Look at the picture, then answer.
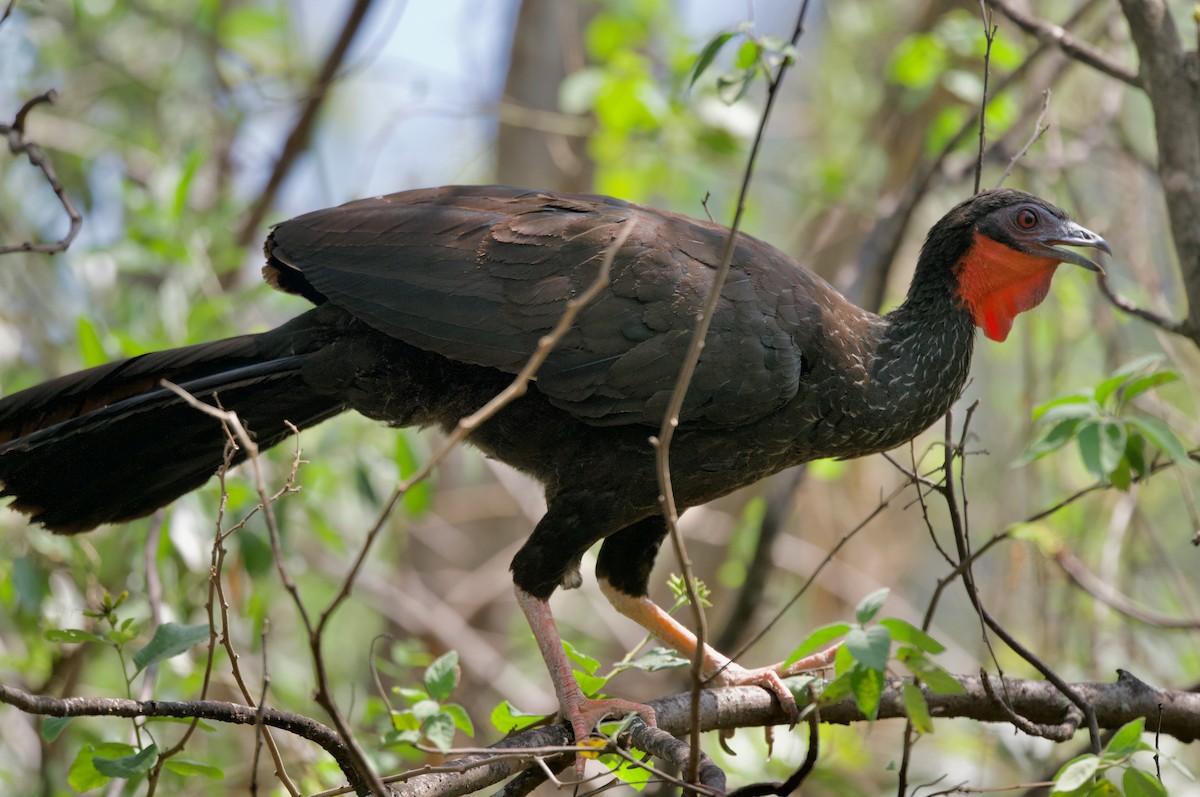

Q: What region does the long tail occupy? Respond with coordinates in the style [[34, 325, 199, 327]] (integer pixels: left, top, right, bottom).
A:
[[0, 309, 346, 533]]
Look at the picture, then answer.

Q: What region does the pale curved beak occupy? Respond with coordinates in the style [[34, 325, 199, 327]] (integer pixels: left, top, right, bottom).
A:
[[1038, 219, 1112, 272]]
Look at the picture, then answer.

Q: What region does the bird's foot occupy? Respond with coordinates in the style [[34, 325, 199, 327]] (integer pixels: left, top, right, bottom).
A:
[[560, 696, 656, 777], [707, 644, 840, 724]]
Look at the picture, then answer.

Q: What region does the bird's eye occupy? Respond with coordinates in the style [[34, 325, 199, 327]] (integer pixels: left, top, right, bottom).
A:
[[1016, 208, 1039, 229]]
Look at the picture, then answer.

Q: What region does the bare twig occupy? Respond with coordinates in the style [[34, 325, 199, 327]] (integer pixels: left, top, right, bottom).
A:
[[654, 7, 813, 780], [1053, 547, 1200, 629], [0, 90, 82, 255], [986, 0, 1140, 86], [159, 384, 385, 795], [974, 1, 998, 195], [995, 89, 1052, 188], [232, 0, 377, 259], [1095, 269, 1190, 339]]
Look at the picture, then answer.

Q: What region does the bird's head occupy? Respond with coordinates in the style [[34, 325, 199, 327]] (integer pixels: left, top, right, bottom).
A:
[[920, 189, 1111, 342]]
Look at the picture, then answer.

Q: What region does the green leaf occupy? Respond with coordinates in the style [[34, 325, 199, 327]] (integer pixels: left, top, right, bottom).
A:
[[1112, 353, 1165, 379], [734, 39, 761, 69], [75, 316, 108, 368], [612, 647, 689, 673], [41, 716, 72, 742], [844, 625, 891, 672], [1015, 418, 1083, 466], [1103, 717, 1147, 756], [901, 682, 933, 733], [390, 710, 420, 731], [69, 745, 111, 792], [395, 433, 431, 515], [1126, 432, 1148, 477], [424, 650, 460, 701], [689, 31, 735, 89], [1120, 371, 1178, 404], [409, 699, 441, 721], [897, 649, 965, 694], [440, 703, 475, 737], [381, 729, 422, 750], [818, 671, 853, 704], [1094, 372, 1133, 406], [855, 588, 890, 624], [879, 618, 944, 654], [164, 759, 225, 779], [562, 640, 600, 674], [490, 701, 545, 733], [94, 743, 157, 777], [1123, 768, 1168, 797], [1053, 755, 1100, 792], [1076, 420, 1126, 481], [574, 669, 608, 697], [784, 621, 851, 668], [1032, 393, 1099, 422], [606, 753, 652, 790], [1110, 457, 1132, 491], [133, 622, 210, 672], [393, 686, 429, 703], [423, 711, 456, 753], [1126, 416, 1194, 467], [45, 628, 108, 645], [848, 663, 884, 719]]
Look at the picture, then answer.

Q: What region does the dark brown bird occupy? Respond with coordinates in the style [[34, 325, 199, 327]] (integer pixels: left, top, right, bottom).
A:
[[0, 185, 1109, 744]]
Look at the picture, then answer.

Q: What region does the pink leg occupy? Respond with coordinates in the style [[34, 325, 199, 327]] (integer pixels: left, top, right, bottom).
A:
[[514, 587, 656, 775], [599, 578, 838, 720]]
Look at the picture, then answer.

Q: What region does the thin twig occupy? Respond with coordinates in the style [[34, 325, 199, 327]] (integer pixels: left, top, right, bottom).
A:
[[232, 0, 377, 258], [0, 90, 83, 255], [974, 1, 997, 194], [995, 89, 1052, 188], [654, 8, 812, 781], [160, 383, 385, 795], [1095, 270, 1191, 341]]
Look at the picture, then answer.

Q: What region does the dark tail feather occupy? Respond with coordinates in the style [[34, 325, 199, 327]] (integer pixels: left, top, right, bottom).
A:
[[0, 310, 346, 533]]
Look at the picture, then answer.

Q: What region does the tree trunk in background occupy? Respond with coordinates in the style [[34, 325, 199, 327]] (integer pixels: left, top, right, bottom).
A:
[[497, 0, 594, 192]]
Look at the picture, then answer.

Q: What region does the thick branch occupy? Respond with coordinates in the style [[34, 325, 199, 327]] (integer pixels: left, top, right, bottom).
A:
[[986, 0, 1140, 86], [0, 682, 368, 796], [386, 672, 1198, 797], [1117, 0, 1200, 344]]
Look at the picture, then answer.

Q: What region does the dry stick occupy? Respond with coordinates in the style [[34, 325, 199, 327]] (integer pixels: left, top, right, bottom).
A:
[[985, 0, 1140, 87], [232, 0, 377, 258], [653, 7, 812, 784], [159, 383, 384, 796], [1052, 547, 1200, 629], [0, 90, 82, 255], [974, 0, 997, 195], [995, 89, 1052, 189], [935, 413, 1103, 755]]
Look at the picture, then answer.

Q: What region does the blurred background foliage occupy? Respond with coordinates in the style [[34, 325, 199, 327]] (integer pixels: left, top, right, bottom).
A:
[[1, 0, 1197, 794]]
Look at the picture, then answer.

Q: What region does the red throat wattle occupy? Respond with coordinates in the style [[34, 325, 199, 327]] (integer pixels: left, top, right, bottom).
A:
[[955, 231, 1060, 342]]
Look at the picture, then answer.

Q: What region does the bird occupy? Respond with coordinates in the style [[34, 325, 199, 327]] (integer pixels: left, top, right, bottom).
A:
[[0, 185, 1109, 748]]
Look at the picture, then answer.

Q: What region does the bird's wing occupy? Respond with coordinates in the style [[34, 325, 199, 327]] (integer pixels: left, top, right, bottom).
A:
[[265, 186, 823, 427]]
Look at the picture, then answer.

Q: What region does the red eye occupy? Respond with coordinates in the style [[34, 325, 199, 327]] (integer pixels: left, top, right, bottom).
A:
[[1016, 208, 1039, 229]]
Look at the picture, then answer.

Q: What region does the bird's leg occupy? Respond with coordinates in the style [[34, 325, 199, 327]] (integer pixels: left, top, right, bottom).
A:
[[594, 517, 837, 721], [598, 579, 829, 721], [513, 586, 656, 773]]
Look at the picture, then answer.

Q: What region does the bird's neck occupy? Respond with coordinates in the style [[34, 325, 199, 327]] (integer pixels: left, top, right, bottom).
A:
[[856, 270, 978, 452]]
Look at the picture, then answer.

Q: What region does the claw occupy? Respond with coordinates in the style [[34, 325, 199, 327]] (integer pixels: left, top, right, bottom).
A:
[[560, 697, 656, 776]]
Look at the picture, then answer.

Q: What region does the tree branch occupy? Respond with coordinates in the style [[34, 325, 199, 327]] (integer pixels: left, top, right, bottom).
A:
[[232, 0, 377, 258], [0, 90, 82, 256], [985, 0, 1140, 86]]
